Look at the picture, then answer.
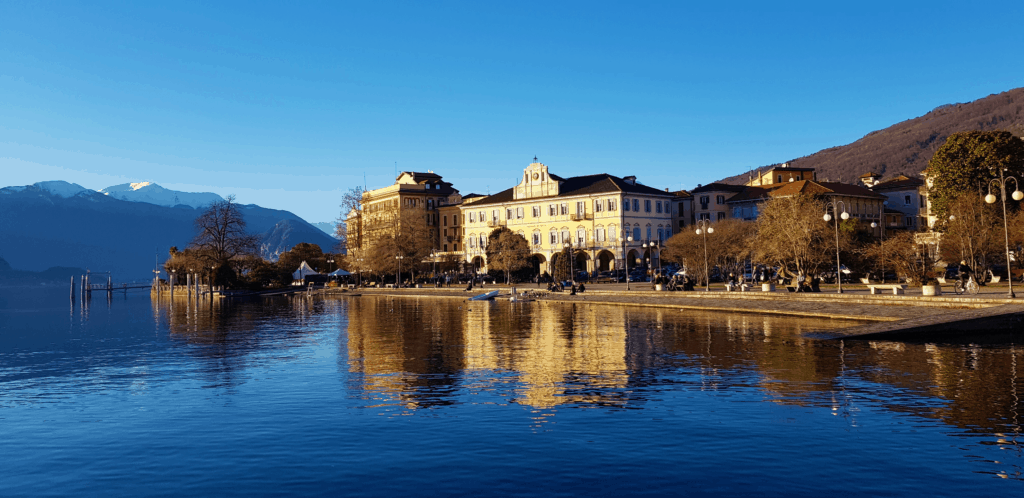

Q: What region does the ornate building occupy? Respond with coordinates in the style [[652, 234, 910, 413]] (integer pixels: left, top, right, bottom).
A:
[[458, 160, 675, 275]]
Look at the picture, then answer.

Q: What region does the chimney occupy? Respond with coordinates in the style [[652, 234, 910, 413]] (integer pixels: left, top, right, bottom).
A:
[[623, 176, 637, 185]]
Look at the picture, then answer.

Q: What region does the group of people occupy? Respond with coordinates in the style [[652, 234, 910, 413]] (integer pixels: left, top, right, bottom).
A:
[[547, 281, 586, 294]]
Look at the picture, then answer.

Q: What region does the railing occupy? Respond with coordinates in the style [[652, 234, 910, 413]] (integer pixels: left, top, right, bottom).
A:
[[487, 220, 505, 227]]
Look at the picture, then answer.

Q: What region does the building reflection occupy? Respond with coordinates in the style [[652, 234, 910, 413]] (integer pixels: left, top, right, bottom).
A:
[[342, 296, 1022, 458]]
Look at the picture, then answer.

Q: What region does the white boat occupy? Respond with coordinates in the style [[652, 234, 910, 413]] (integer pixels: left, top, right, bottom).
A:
[[469, 290, 499, 301]]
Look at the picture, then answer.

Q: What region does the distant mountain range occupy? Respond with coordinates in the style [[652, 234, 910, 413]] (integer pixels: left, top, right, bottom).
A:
[[718, 87, 1024, 185], [0, 181, 339, 279]]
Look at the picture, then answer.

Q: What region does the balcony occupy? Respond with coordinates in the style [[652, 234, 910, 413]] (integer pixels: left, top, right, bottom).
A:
[[487, 220, 505, 228], [570, 213, 591, 221]]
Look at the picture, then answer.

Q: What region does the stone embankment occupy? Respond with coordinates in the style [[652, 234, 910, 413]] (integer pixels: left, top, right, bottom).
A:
[[321, 285, 1024, 341]]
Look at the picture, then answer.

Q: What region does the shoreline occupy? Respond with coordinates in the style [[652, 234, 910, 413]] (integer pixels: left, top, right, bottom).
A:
[[321, 286, 1024, 341]]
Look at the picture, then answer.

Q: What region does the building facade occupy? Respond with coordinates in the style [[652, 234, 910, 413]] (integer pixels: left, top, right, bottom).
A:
[[458, 161, 675, 275]]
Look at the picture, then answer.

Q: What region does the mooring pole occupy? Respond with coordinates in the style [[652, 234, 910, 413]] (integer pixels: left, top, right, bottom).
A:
[[71, 276, 76, 302]]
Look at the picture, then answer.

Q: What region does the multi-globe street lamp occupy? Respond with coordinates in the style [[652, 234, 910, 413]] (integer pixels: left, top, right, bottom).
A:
[[823, 199, 850, 294], [985, 169, 1023, 298], [870, 200, 889, 283], [395, 255, 405, 288], [643, 240, 661, 277], [695, 219, 714, 292], [620, 234, 634, 290]]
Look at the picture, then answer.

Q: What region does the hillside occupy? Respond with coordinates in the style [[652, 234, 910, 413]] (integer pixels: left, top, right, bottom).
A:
[[719, 87, 1024, 185], [0, 183, 338, 279]]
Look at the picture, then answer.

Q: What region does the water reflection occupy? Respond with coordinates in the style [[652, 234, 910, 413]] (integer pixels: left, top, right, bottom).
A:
[[341, 295, 1023, 477]]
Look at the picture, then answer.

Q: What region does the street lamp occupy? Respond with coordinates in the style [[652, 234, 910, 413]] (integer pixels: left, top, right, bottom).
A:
[[643, 240, 661, 277], [621, 234, 634, 290], [430, 251, 437, 278], [327, 256, 335, 273], [985, 169, 1023, 298], [695, 219, 714, 292], [356, 257, 364, 287], [395, 254, 405, 288], [870, 200, 889, 283], [823, 199, 850, 294]]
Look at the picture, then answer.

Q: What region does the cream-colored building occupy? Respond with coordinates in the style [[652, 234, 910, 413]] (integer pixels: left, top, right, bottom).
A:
[[458, 161, 675, 275], [350, 171, 456, 251]]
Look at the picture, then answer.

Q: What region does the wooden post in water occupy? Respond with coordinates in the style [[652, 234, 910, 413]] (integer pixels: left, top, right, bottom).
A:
[[70, 276, 75, 302], [187, 273, 192, 300], [107, 274, 112, 299]]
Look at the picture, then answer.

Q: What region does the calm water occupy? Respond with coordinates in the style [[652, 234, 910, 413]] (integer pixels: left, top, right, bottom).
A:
[[1, 287, 1022, 496]]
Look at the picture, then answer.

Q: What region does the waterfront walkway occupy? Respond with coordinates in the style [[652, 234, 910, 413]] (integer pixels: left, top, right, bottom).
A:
[[325, 282, 1024, 341]]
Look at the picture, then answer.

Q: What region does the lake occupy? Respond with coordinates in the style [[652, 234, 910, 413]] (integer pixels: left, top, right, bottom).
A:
[[1, 287, 1021, 496]]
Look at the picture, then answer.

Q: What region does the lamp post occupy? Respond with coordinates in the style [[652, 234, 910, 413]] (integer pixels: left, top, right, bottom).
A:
[[395, 254, 405, 288], [870, 200, 889, 283], [823, 199, 850, 294], [431, 251, 437, 278], [695, 219, 714, 292], [327, 256, 335, 273], [621, 235, 633, 290], [643, 240, 661, 277], [356, 257, 364, 287], [985, 169, 1023, 298]]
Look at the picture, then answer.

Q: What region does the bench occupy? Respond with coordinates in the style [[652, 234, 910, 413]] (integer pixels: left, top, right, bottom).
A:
[[868, 284, 907, 295]]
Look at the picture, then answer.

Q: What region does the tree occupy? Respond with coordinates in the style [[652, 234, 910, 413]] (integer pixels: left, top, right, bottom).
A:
[[940, 193, 1001, 277], [335, 186, 364, 253], [485, 227, 530, 284], [752, 194, 841, 278], [663, 219, 753, 287], [191, 195, 259, 265], [866, 232, 939, 285], [926, 131, 1024, 225]]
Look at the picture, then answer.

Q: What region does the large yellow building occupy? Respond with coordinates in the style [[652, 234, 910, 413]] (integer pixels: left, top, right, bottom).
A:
[[457, 161, 675, 275]]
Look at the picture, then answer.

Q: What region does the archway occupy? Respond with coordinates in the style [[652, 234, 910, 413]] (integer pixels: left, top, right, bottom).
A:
[[626, 249, 641, 271], [596, 250, 615, 272], [471, 256, 485, 272], [527, 254, 546, 278], [573, 251, 590, 275]]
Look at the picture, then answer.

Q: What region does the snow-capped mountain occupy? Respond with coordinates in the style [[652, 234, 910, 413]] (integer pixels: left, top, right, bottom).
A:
[[100, 182, 223, 208], [0, 182, 338, 279]]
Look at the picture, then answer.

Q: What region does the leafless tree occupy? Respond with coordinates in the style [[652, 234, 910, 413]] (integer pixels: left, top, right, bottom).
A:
[[190, 195, 259, 265]]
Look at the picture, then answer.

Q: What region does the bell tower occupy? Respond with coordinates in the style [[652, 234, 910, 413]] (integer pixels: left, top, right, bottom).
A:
[[514, 158, 560, 200]]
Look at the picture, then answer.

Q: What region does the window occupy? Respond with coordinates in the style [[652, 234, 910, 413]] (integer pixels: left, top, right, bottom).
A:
[[920, 195, 926, 208], [595, 200, 603, 212], [453, 214, 459, 225], [623, 198, 631, 212], [716, 195, 725, 205], [717, 212, 726, 221], [596, 228, 605, 242], [633, 227, 641, 240], [549, 204, 557, 216], [427, 199, 434, 209], [700, 196, 709, 210], [492, 210, 499, 222], [733, 206, 742, 218], [469, 237, 475, 248], [906, 216, 913, 227], [666, 228, 672, 238], [469, 211, 476, 223], [533, 206, 540, 217], [656, 201, 662, 213], [532, 233, 541, 245], [453, 243, 458, 251], [646, 226, 652, 240], [443, 216, 448, 227], [633, 199, 640, 212], [904, 195, 911, 206], [479, 235, 486, 248], [479, 211, 485, 222], [778, 175, 782, 183], [506, 208, 513, 220], [444, 244, 448, 252], [609, 225, 617, 241], [699, 213, 710, 221], [577, 229, 586, 243], [561, 230, 570, 243], [658, 228, 664, 242], [443, 228, 448, 237], [560, 203, 568, 215], [550, 231, 558, 244], [577, 201, 585, 216], [609, 199, 617, 211], [517, 207, 524, 219]]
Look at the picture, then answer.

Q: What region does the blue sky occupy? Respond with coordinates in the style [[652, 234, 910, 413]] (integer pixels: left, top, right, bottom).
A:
[[2, 1, 1023, 222]]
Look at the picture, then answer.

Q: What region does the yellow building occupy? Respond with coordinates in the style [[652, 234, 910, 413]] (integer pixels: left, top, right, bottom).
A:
[[351, 171, 457, 251], [745, 163, 816, 186], [458, 161, 675, 275]]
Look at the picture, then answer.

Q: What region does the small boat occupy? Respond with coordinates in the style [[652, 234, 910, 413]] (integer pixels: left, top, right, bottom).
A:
[[469, 290, 499, 301]]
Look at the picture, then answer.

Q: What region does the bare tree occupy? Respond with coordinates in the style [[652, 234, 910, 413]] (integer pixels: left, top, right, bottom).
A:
[[866, 232, 939, 285], [942, 192, 1000, 277], [752, 194, 839, 278], [335, 186, 364, 253], [191, 196, 259, 265], [663, 219, 752, 287]]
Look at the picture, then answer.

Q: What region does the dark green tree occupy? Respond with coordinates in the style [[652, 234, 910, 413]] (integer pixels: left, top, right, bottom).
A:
[[484, 227, 530, 284], [927, 131, 1024, 225]]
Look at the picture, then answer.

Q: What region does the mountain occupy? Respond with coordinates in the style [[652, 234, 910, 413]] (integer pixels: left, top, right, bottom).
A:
[[311, 222, 339, 238], [100, 182, 223, 208], [718, 87, 1024, 185], [0, 182, 339, 279]]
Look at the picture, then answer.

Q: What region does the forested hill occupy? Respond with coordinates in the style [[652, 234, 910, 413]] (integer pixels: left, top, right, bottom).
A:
[[718, 87, 1024, 185]]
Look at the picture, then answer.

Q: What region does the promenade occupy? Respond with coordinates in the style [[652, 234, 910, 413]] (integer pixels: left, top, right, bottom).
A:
[[326, 281, 1024, 342]]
